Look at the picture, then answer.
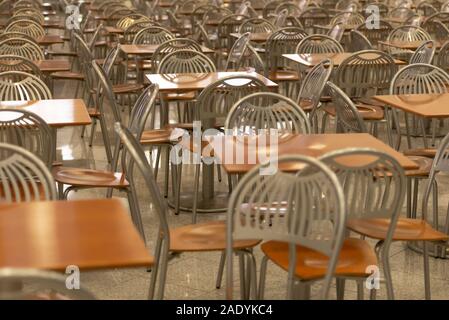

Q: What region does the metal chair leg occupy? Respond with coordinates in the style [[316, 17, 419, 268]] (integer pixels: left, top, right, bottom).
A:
[[215, 251, 226, 289], [192, 163, 201, 224], [423, 241, 431, 300], [258, 256, 268, 299], [336, 278, 345, 300]]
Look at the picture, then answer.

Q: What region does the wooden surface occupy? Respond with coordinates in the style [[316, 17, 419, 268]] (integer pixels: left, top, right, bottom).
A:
[[34, 59, 71, 72], [0, 99, 91, 127], [283, 53, 406, 67], [37, 35, 64, 45], [121, 44, 215, 55], [206, 133, 419, 173], [0, 199, 153, 270], [104, 26, 124, 34], [373, 93, 449, 118], [313, 24, 357, 31], [378, 40, 442, 50], [230, 32, 272, 42]]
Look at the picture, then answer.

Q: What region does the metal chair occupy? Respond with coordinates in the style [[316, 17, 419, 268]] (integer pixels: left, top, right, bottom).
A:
[[436, 40, 449, 73], [116, 13, 151, 29], [0, 38, 44, 61], [416, 1, 438, 16], [385, 25, 431, 61], [224, 32, 263, 72], [133, 26, 175, 45], [348, 30, 373, 52], [422, 20, 449, 43], [238, 17, 275, 33], [152, 38, 202, 73], [409, 40, 436, 64], [123, 20, 154, 43], [0, 55, 42, 78], [5, 19, 45, 38], [330, 12, 365, 26], [298, 7, 330, 34], [0, 31, 36, 43], [226, 154, 347, 299], [388, 7, 415, 20], [296, 34, 344, 54], [327, 22, 345, 42], [0, 71, 52, 100], [157, 49, 216, 74], [355, 19, 392, 49], [0, 143, 56, 202]]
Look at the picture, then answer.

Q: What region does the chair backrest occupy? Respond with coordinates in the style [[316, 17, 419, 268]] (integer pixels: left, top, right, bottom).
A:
[[0, 31, 36, 43], [123, 20, 154, 43], [272, 8, 288, 29], [409, 40, 435, 64], [133, 26, 175, 45], [334, 50, 398, 97], [116, 13, 150, 29], [5, 19, 45, 38], [327, 22, 345, 42], [225, 32, 251, 70], [330, 12, 364, 26], [8, 14, 43, 25], [326, 81, 367, 133], [416, 1, 437, 16], [0, 143, 56, 202], [217, 14, 247, 51], [296, 34, 344, 54], [238, 17, 275, 33], [388, 7, 414, 19], [348, 30, 373, 52], [422, 19, 449, 43], [0, 55, 42, 78], [195, 75, 268, 126], [225, 92, 311, 134], [387, 25, 431, 42], [298, 7, 330, 33], [226, 154, 346, 299], [263, 0, 282, 18], [274, 2, 302, 16], [152, 38, 201, 73], [0, 71, 52, 100], [355, 19, 392, 47], [0, 38, 44, 60], [128, 84, 160, 139], [390, 63, 449, 95], [442, 0, 449, 12], [436, 40, 449, 73], [0, 109, 54, 167], [157, 49, 216, 73]]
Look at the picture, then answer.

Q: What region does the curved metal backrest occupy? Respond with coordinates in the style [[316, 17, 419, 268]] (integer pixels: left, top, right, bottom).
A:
[[390, 63, 449, 94], [422, 20, 449, 43], [226, 154, 346, 299], [123, 21, 154, 43], [5, 19, 45, 38], [0, 268, 94, 299], [296, 34, 344, 54], [225, 32, 251, 69], [195, 75, 268, 125], [129, 84, 160, 139], [362, 2, 389, 16], [327, 22, 345, 42], [263, 0, 282, 18], [0, 109, 54, 167], [0, 31, 36, 43], [436, 40, 449, 73], [107, 8, 136, 20], [275, 2, 302, 15], [272, 8, 288, 28], [9, 14, 44, 25], [335, 0, 359, 10], [334, 50, 398, 97], [442, 0, 449, 12], [0, 38, 44, 60], [349, 30, 373, 52], [116, 14, 149, 29], [73, 33, 96, 91], [102, 43, 121, 77], [0, 71, 52, 100], [410, 40, 435, 64], [355, 19, 392, 47], [388, 7, 414, 19], [202, 6, 232, 23], [238, 17, 275, 33], [103, 3, 128, 17], [0, 143, 56, 202], [416, 1, 437, 16], [298, 7, 330, 32], [0, 55, 42, 78], [330, 12, 364, 26], [152, 38, 201, 73], [157, 49, 216, 73], [225, 92, 311, 134], [387, 25, 431, 42], [326, 81, 367, 133], [133, 26, 175, 45]]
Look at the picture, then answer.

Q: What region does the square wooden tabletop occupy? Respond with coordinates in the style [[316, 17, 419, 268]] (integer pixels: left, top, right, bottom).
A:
[[0, 99, 91, 127], [146, 71, 278, 91], [283, 53, 406, 67], [378, 40, 442, 50], [0, 198, 152, 270], [206, 133, 419, 174], [37, 35, 64, 46], [34, 59, 71, 72], [104, 26, 124, 34], [230, 32, 272, 42], [373, 93, 449, 118], [120, 44, 215, 55]]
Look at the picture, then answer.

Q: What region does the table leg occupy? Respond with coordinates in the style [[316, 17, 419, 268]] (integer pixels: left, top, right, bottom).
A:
[[202, 162, 214, 200]]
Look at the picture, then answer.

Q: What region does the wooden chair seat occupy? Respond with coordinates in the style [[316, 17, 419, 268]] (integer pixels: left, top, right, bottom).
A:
[[123, 60, 152, 70], [164, 117, 225, 131], [268, 70, 300, 81], [404, 155, 432, 177], [323, 103, 384, 120], [94, 40, 108, 47], [112, 83, 144, 94], [161, 91, 196, 101], [95, 57, 124, 65], [298, 99, 314, 112], [403, 148, 437, 158], [140, 127, 185, 145], [46, 50, 77, 57], [170, 220, 260, 252], [50, 71, 84, 80], [87, 107, 101, 118], [261, 238, 377, 280], [52, 166, 129, 188], [347, 218, 449, 242]]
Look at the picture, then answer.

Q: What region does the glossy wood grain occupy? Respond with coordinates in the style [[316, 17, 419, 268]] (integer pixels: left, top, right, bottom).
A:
[[379, 40, 442, 50], [0, 99, 91, 127], [283, 53, 406, 67], [373, 93, 449, 118], [104, 26, 124, 34], [37, 35, 64, 45], [34, 60, 71, 72], [205, 133, 419, 173], [230, 32, 272, 42], [121, 44, 215, 55], [0, 198, 153, 270], [146, 71, 278, 91]]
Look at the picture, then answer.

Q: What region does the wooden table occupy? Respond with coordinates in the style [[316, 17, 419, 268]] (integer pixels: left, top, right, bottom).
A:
[[37, 35, 64, 46], [104, 26, 124, 34], [230, 32, 272, 43], [206, 133, 419, 174], [121, 44, 215, 56], [34, 60, 71, 73], [0, 199, 152, 270], [379, 40, 442, 50], [313, 24, 358, 32], [283, 53, 406, 67]]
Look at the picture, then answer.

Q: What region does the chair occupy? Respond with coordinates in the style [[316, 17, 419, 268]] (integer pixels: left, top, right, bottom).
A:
[[436, 40, 449, 72], [114, 122, 260, 299], [274, 2, 302, 16], [388, 7, 415, 20], [5, 19, 45, 38], [0, 55, 42, 78], [298, 7, 330, 34], [133, 26, 175, 45], [157, 49, 216, 74], [0, 31, 36, 43], [409, 40, 436, 64], [152, 38, 202, 73], [422, 20, 449, 43], [8, 14, 43, 25], [217, 14, 247, 53], [0, 268, 95, 299], [416, 1, 438, 16], [0, 143, 56, 202], [0, 71, 52, 100], [226, 154, 347, 299], [0, 38, 44, 61], [224, 33, 264, 74], [238, 17, 275, 33], [385, 26, 431, 60], [272, 8, 289, 29], [263, 0, 282, 19], [116, 13, 151, 30], [327, 22, 345, 42], [330, 12, 364, 26], [296, 34, 344, 54], [123, 20, 155, 43], [355, 19, 392, 49], [348, 30, 373, 52]]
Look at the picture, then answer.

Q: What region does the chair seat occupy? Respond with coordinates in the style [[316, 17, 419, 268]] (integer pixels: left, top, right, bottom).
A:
[[112, 83, 144, 94], [165, 117, 225, 131], [268, 70, 300, 81], [94, 40, 108, 47], [347, 218, 449, 242], [261, 238, 377, 280], [405, 155, 432, 177], [50, 71, 84, 80], [170, 220, 260, 252], [46, 50, 77, 57], [52, 166, 129, 188], [323, 103, 384, 120], [161, 91, 196, 101], [298, 99, 314, 112], [123, 59, 152, 70], [87, 107, 101, 117], [140, 128, 185, 145], [403, 148, 437, 158]]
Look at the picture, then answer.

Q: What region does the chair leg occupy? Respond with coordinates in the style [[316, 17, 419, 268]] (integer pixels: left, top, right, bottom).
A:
[[215, 251, 226, 289], [412, 178, 420, 218], [148, 235, 163, 300], [406, 178, 412, 218], [336, 278, 345, 300], [356, 280, 364, 300], [155, 240, 169, 300], [192, 163, 201, 224], [381, 247, 395, 300], [175, 162, 183, 215], [423, 241, 431, 300], [153, 146, 161, 180], [57, 182, 64, 200], [432, 180, 439, 229], [217, 163, 222, 182], [238, 253, 246, 299], [89, 118, 97, 147], [127, 189, 146, 243], [258, 256, 268, 299]]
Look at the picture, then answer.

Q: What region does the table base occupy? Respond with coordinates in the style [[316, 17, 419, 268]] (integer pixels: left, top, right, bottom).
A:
[[407, 241, 448, 259], [167, 192, 229, 213]]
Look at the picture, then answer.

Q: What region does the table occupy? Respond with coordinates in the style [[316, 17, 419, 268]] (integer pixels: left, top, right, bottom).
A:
[[378, 40, 442, 51], [230, 32, 272, 43], [121, 44, 215, 56], [104, 26, 124, 34], [206, 133, 419, 174], [0, 198, 152, 270], [34, 60, 71, 73], [37, 35, 64, 46], [283, 53, 406, 67]]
